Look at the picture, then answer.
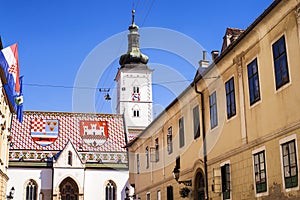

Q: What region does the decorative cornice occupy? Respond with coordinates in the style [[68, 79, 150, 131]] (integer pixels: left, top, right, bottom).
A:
[[207, 120, 300, 165], [23, 111, 123, 118], [9, 151, 128, 164]]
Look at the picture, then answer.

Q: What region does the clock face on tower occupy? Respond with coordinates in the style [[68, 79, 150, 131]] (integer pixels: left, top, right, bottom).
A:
[[132, 92, 140, 101]]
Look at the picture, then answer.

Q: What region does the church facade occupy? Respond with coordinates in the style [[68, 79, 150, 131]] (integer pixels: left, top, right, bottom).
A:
[[7, 9, 155, 200], [7, 111, 129, 200]]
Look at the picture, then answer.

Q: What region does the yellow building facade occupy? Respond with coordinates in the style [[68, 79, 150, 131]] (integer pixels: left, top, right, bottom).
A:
[[127, 0, 300, 199], [0, 76, 15, 199]]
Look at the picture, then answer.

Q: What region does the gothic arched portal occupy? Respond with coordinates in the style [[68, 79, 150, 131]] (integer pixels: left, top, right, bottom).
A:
[[59, 177, 79, 200]]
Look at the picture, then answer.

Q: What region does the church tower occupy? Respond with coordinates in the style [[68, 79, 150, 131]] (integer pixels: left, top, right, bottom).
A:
[[115, 10, 153, 137]]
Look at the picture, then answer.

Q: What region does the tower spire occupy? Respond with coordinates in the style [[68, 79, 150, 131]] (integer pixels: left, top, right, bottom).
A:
[[119, 9, 149, 66], [115, 8, 153, 135]]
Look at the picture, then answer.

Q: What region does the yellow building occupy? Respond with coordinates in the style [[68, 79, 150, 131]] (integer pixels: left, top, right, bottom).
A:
[[0, 81, 14, 200], [126, 0, 300, 199]]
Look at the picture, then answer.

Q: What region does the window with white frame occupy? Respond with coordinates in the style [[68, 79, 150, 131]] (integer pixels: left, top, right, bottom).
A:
[[209, 91, 218, 129], [179, 117, 185, 148], [221, 163, 231, 200], [193, 105, 200, 139], [281, 139, 298, 189], [225, 77, 236, 119], [157, 190, 161, 200], [146, 146, 149, 169], [247, 58, 261, 105], [272, 35, 290, 90], [146, 192, 151, 200], [167, 126, 173, 154], [253, 150, 267, 193], [155, 138, 159, 162], [137, 154, 140, 174]]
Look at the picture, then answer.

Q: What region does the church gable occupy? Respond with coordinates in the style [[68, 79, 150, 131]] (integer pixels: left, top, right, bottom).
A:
[[54, 141, 83, 168]]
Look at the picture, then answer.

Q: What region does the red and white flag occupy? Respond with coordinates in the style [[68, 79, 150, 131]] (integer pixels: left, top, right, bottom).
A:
[[0, 43, 20, 93]]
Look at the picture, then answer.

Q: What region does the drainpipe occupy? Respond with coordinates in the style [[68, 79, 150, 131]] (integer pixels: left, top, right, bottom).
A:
[[194, 76, 209, 200]]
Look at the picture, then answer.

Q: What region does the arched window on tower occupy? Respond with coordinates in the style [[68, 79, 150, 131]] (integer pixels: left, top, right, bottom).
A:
[[105, 180, 116, 200], [133, 110, 140, 117], [132, 105, 140, 117], [133, 86, 140, 94], [25, 179, 38, 200], [68, 151, 72, 166]]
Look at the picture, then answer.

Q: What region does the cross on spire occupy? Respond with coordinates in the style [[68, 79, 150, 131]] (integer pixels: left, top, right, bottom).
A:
[[131, 9, 135, 25]]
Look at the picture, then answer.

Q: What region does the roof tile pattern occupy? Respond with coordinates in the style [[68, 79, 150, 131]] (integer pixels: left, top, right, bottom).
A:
[[11, 111, 126, 152]]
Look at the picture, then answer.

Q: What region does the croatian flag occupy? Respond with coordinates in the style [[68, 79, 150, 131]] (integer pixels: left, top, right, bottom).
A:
[[0, 43, 21, 114], [0, 43, 20, 94]]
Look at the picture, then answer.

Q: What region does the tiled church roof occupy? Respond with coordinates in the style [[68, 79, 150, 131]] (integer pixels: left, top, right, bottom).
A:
[[9, 111, 128, 164]]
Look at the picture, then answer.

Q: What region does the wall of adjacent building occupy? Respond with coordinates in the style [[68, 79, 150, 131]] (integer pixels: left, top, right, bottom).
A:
[[205, 1, 300, 199], [128, 85, 206, 199], [0, 79, 13, 199], [128, 1, 300, 199]]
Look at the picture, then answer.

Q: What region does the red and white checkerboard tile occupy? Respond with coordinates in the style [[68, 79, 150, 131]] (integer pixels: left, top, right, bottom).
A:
[[10, 111, 127, 152], [30, 118, 46, 132]]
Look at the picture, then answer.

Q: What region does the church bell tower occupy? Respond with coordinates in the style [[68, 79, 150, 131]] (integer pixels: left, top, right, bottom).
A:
[[115, 10, 153, 136]]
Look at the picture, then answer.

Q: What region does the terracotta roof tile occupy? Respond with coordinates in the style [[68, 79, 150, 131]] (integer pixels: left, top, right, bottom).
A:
[[10, 111, 126, 152]]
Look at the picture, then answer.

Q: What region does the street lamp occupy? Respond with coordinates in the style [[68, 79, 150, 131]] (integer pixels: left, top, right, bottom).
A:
[[6, 187, 15, 200], [124, 186, 136, 200], [124, 187, 130, 200], [172, 167, 192, 186], [99, 88, 111, 101]]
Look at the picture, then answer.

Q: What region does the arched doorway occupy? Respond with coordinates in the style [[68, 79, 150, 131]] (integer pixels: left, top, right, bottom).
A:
[[194, 170, 205, 200], [59, 177, 79, 200]]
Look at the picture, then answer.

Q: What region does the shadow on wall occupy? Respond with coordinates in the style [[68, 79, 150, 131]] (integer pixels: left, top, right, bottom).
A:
[[39, 170, 52, 200]]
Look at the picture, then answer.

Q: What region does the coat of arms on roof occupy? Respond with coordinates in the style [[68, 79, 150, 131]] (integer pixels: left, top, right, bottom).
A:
[[30, 119, 59, 146], [80, 120, 108, 147]]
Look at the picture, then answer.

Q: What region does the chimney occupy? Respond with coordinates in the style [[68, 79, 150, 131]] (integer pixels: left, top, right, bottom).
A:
[[211, 50, 219, 61], [199, 51, 209, 68]]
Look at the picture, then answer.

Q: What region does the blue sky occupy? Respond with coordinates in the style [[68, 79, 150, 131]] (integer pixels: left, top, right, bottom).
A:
[[0, 0, 273, 116]]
